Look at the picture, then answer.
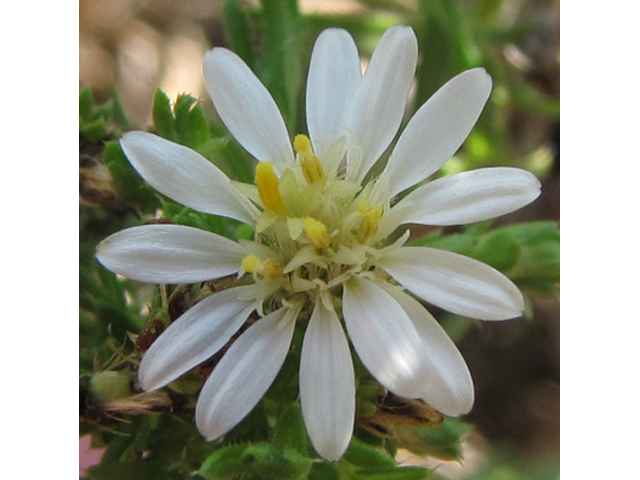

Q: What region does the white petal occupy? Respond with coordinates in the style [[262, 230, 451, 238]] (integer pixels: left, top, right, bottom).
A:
[[306, 28, 361, 159], [342, 276, 426, 398], [379, 247, 524, 320], [384, 68, 493, 197], [396, 167, 542, 226], [345, 25, 418, 183], [120, 132, 257, 224], [204, 48, 294, 164], [195, 308, 295, 440], [139, 287, 255, 391], [390, 290, 474, 416], [96, 224, 244, 283], [300, 301, 355, 460]]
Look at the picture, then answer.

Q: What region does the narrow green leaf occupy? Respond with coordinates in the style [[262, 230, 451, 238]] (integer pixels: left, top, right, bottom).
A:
[[87, 462, 181, 480], [186, 102, 211, 148], [309, 462, 341, 480], [80, 119, 108, 141], [474, 230, 521, 272], [344, 437, 396, 469], [353, 466, 431, 480], [103, 140, 161, 213], [198, 444, 248, 480], [152, 89, 177, 142], [223, 0, 256, 69], [108, 86, 130, 128], [80, 87, 94, 122], [258, 0, 303, 129], [174, 94, 198, 146]]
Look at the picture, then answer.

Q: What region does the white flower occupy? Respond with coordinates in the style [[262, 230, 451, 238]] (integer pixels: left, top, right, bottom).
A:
[[96, 25, 541, 461]]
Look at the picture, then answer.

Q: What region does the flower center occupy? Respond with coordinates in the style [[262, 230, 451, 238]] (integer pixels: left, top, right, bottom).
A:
[[244, 135, 398, 304]]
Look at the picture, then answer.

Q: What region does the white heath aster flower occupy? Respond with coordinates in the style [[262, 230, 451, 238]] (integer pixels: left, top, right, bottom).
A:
[[96, 25, 541, 461]]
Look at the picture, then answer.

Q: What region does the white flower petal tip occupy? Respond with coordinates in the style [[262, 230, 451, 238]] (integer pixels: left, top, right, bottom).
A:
[[96, 224, 245, 284], [343, 276, 428, 398], [119, 132, 257, 225], [398, 167, 542, 226], [138, 287, 255, 392], [384, 67, 493, 197], [306, 28, 361, 159], [195, 308, 295, 441], [391, 291, 474, 416], [203, 48, 294, 165], [300, 302, 355, 461], [379, 247, 525, 321], [345, 25, 418, 183]]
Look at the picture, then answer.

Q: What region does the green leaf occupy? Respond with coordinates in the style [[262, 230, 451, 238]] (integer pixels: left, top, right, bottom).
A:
[[273, 402, 309, 454], [80, 119, 109, 142], [309, 462, 341, 480], [344, 437, 396, 469], [80, 87, 94, 122], [474, 230, 521, 272], [86, 462, 182, 480], [199, 442, 312, 480], [394, 418, 470, 461], [258, 0, 304, 129], [223, 0, 256, 69], [108, 86, 130, 128], [174, 94, 199, 147], [186, 102, 211, 148], [198, 444, 248, 480], [103, 140, 161, 213], [152, 89, 177, 141], [352, 466, 431, 480]]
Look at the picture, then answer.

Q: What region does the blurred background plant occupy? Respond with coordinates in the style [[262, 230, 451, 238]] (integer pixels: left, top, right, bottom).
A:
[[80, 0, 559, 478]]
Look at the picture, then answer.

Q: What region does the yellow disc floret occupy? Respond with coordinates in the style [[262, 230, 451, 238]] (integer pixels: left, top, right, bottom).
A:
[[263, 259, 284, 278], [242, 255, 284, 278], [256, 162, 284, 212], [293, 134, 313, 154], [303, 217, 332, 248], [294, 134, 324, 184], [242, 254, 264, 273], [356, 201, 384, 240]]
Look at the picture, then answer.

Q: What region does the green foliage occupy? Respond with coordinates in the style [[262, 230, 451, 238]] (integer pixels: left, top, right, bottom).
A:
[[257, 0, 305, 131], [223, 0, 256, 69], [391, 418, 470, 461], [80, 87, 129, 141], [198, 442, 313, 480], [151, 89, 254, 183], [102, 140, 160, 213]]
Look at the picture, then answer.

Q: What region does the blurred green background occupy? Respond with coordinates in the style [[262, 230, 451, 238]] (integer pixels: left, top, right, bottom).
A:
[[80, 0, 559, 478]]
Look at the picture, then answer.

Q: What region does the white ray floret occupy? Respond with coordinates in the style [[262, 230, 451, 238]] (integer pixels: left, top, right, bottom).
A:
[[96, 224, 246, 284], [120, 131, 258, 224], [195, 307, 296, 441], [139, 287, 256, 391], [300, 299, 355, 461]]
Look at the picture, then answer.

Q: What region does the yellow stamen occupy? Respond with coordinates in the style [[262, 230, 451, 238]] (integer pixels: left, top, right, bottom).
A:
[[256, 162, 283, 212], [293, 134, 312, 154], [294, 134, 324, 183], [303, 217, 332, 248], [241, 255, 283, 278], [357, 202, 384, 240], [263, 259, 284, 278], [301, 155, 324, 184], [242, 255, 264, 273]]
